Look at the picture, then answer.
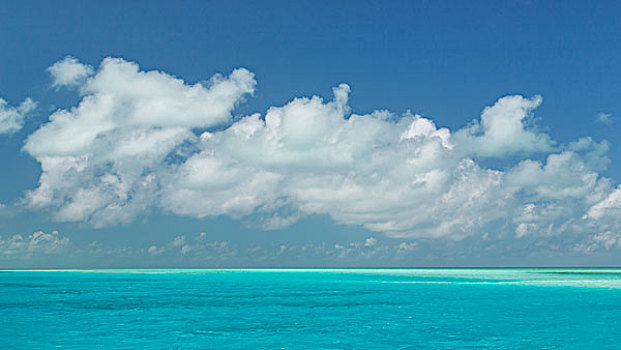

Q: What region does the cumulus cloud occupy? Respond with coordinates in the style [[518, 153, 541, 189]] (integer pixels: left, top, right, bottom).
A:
[[48, 56, 94, 88], [24, 57, 255, 227], [144, 232, 234, 260], [0, 96, 36, 134], [161, 85, 514, 239], [454, 95, 553, 157], [0, 231, 70, 256], [584, 185, 621, 231], [575, 231, 621, 252], [398, 242, 418, 252], [22, 56, 621, 243], [364, 237, 378, 247], [0, 228, 609, 267]]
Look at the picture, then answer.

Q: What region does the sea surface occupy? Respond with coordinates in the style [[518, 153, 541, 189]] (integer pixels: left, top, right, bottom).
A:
[[2, 268, 621, 349]]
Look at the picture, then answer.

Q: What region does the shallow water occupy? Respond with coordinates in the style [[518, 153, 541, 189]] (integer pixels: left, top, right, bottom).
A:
[[1, 268, 621, 349]]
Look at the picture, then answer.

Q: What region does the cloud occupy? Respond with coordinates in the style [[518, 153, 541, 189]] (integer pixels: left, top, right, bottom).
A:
[[453, 95, 553, 157], [364, 237, 377, 247], [0, 96, 36, 135], [147, 244, 165, 256], [398, 242, 418, 252], [24, 57, 256, 227], [160, 85, 514, 239], [585, 185, 621, 223], [0, 231, 70, 257], [22, 56, 621, 243], [0, 228, 614, 268], [596, 112, 616, 125], [145, 232, 235, 259], [575, 231, 621, 252], [48, 56, 94, 88]]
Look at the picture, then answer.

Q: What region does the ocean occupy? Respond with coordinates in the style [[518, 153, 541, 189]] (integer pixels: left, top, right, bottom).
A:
[[1, 268, 621, 349]]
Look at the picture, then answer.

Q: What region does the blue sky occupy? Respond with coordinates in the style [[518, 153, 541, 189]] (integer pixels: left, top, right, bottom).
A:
[[1, 1, 621, 267]]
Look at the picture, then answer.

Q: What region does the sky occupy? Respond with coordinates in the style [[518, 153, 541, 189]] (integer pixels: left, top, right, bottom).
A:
[[1, 0, 621, 268]]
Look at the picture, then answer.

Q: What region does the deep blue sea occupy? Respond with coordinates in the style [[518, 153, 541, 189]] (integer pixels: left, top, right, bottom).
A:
[[2, 269, 621, 349]]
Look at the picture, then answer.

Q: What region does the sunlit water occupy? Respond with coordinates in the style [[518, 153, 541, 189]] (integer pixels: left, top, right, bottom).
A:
[[2, 268, 621, 349]]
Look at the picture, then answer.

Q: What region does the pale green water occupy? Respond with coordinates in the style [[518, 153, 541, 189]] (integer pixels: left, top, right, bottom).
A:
[[2, 268, 621, 349]]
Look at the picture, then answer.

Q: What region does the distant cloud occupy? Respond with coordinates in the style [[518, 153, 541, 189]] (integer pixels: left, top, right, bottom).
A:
[[0, 229, 392, 266], [398, 242, 418, 252], [575, 231, 621, 252], [596, 112, 616, 125], [0, 228, 616, 267], [147, 245, 165, 256], [20, 56, 621, 244], [0, 231, 70, 257], [0, 96, 36, 135], [146, 232, 235, 260], [363, 237, 377, 247]]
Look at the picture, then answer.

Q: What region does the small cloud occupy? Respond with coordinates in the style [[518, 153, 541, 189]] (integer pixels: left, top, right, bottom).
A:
[[147, 245, 165, 255], [181, 245, 191, 255], [398, 242, 418, 252], [48, 56, 94, 88], [247, 245, 262, 254], [363, 237, 377, 247], [596, 112, 616, 125], [0, 96, 36, 135], [171, 235, 185, 247], [575, 231, 621, 253], [0, 230, 70, 256]]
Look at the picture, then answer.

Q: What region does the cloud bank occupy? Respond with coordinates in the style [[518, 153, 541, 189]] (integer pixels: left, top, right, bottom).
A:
[[0, 231, 69, 257], [2, 228, 617, 268], [0, 230, 417, 267], [22, 57, 621, 242]]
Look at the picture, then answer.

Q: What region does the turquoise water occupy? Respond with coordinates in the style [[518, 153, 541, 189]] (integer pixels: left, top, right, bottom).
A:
[[2, 269, 621, 349]]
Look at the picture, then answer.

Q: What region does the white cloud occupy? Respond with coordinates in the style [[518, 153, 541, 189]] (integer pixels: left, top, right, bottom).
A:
[[24, 57, 256, 227], [575, 231, 621, 252], [161, 85, 514, 239], [585, 185, 621, 222], [506, 152, 604, 200], [0, 96, 36, 135], [0, 202, 6, 217], [48, 56, 94, 88], [398, 242, 418, 252], [22, 56, 621, 244], [364, 237, 377, 247], [0, 231, 70, 256], [161, 232, 234, 258], [147, 245, 165, 256], [596, 112, 616, 125], [454, 95, 553, 157]]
